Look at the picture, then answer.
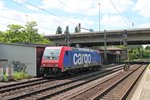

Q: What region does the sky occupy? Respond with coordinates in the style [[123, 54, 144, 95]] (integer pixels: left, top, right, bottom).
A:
[[0, 0, 150, 35]]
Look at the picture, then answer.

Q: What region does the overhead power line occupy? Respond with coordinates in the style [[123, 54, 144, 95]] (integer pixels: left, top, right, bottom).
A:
[[57, 0, 90, 28], [109, 0, 131, 28], [117, 0, 132, 26], [21, 0, 77, 25], [117, 0, 130, 19], [0, 14, 52, 32], [10, 0, 70, 23], [23, 1, 57, 16], [21, 0, 92, 31], [8, 0, 59, 31], [10, 0, 93, 32], [58, 0, 76, 13]]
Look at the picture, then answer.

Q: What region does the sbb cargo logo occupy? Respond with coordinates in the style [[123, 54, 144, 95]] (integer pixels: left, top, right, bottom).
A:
[[73, 53, 91, 65]]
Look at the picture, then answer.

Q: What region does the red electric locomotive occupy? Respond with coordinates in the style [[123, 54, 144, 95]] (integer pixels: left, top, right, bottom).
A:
[[40, 46, 101, 76]]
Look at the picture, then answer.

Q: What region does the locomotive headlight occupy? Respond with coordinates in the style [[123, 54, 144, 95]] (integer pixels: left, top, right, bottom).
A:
[[54, 64, 57, 67], [42, 64, 46, 66]]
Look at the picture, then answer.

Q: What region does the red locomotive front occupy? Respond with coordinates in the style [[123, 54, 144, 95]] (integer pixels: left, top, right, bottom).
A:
[[40, 46, 71, 76]]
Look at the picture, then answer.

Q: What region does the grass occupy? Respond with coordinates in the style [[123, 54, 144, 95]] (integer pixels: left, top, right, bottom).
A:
[[2, 71, 32, 81], [3, 73, 8, 82], [13, 71, 32, 81]]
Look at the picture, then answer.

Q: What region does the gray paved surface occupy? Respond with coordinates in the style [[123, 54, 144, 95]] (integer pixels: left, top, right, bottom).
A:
[[131, 64, 150, 100]]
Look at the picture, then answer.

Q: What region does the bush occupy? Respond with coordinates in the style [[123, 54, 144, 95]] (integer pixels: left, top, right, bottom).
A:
[[13, 71, 31, 81], [3, 73, 8, 82]]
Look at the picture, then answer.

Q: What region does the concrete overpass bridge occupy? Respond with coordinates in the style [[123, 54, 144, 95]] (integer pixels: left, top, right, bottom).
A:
[[46, 28, 150, 47]]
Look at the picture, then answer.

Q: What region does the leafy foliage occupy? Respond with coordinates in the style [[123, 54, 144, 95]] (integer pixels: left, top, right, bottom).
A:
[[0, 31, 5, 42], [64, 26, 70, 34], [56, 26, 62, 34], [3, 73, 8, 82], [5, 24, 24, 43], [145, 46, 150, 50], [64, 26, 70, 46], [0, 21, 51, 44], [128, 45, 150, 60], [13, 71, 31, 81], [74, 26, 79, 33], [117, 45, 150, 60]]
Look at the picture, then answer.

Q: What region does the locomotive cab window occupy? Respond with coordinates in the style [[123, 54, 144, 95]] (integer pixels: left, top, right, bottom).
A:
[[43, 48, 61, 60]]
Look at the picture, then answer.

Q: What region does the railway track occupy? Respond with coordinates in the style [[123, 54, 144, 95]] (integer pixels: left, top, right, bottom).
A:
[[0, 64, 124, 100], [0, 78, 52, 93], [0, 78, 45, 89], [0, 65, 107, 93], [99, 64, 147, 100], [52, 64, 146, 100]]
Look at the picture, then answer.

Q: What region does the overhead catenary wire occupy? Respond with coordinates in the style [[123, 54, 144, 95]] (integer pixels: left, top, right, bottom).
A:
[[109, 0, 131, 28], [57, 0, 92, 29], [0, 14, 51, 32], [21, 0, 77, 26], [0, 16, 48, 35], [0, 14, 51, 33], [5, 0, 58, 32], [58, 0, 74, 11], [20, 0, 91, 31], [117, 0, 133, 27], [10, 0, 93, 32], [23, 1, 57, 16], [117, 0, 130, 19], [9, 0, 32, 18]]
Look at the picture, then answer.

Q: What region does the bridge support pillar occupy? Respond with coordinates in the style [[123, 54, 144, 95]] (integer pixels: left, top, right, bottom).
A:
[[123, 30, 128, 61], [104, 30, 107, 64]]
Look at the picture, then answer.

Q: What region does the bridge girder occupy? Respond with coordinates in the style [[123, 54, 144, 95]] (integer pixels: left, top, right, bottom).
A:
[[46, 28, 150, 47]]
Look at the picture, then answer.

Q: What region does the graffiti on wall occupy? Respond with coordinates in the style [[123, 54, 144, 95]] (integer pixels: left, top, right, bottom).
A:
[[0, 59, 8, 72], [12, 61, 27, 72]]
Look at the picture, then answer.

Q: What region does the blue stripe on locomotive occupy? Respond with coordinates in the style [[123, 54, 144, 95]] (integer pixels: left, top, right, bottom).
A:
[[63, 50, 101, 68]]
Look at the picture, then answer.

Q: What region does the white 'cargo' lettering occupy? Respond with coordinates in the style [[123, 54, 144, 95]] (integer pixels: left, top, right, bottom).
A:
[[73, 53, 91, 65]]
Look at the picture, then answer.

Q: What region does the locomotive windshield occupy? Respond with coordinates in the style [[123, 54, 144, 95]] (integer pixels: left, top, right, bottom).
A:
[[43, 48, 61, 60]]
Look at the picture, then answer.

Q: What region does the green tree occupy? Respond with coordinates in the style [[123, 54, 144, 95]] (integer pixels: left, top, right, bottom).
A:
[[145, 46, 150, 50], [64, 26, 69, 34], [0, 31, 5, 42], [74, 26, 79, 33], [4, 24, 24, 43], [24, 21, 38, 43], [56, 26, 62, 34], [64, 26, 70, 45], [143, 49, 150, 58], [24, 21, 50, 44], [0, 21, 50, 44]]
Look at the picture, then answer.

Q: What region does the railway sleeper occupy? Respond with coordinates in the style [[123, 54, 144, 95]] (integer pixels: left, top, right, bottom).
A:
[[100, 64, 147, 100]]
